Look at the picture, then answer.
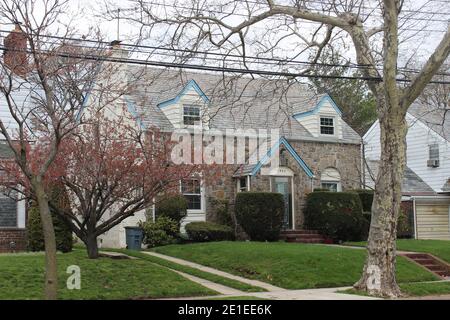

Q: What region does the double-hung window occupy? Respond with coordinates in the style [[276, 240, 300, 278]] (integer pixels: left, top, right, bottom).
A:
[[183, 105, 201, 126], [320, 117, 334, 135], [181, 179, 202, 210], [238, 177, 248, 192]]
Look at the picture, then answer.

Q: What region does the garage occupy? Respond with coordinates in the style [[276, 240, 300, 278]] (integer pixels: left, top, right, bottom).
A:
[[415, 199, 450, 240]]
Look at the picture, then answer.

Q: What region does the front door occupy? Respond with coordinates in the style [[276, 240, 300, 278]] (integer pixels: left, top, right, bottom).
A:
[[272, 176, 293, 230]]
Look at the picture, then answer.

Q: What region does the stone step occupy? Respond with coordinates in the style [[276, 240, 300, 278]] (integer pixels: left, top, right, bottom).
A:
[[413, 258, 435, 265], [282, 234, 325, 239], [405, 253, 429, 260], [280, 229, 320, 235], [423, 265, 447, 272], [285, 237, 325, 244], [402, 253, 450, 279]]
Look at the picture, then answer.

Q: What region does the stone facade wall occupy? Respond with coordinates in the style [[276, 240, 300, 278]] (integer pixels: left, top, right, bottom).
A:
[[289, 140, 361, 228], [0, 229, 26, 252], [203, 139, 361, 230]]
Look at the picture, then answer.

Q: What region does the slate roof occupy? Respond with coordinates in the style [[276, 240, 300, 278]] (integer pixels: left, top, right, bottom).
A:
[[365, 160, 435, 195], [125, 67, 360, 143]]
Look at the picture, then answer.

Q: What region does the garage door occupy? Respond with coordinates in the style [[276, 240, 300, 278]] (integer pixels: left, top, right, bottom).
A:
[[416, 204, 450, 240]]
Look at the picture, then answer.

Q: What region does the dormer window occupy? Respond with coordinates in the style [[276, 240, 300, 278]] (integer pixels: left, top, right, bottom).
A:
[[320, 116, 334, 135], [183, 105, 201, 126]]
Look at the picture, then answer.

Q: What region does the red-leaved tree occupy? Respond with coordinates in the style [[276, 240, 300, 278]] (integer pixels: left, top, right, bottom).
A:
[[45, 112, 217, 258]]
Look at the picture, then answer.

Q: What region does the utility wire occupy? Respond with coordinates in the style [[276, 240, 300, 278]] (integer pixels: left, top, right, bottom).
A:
[[1, 45, 449, 84], [1, 30, 449, 77]]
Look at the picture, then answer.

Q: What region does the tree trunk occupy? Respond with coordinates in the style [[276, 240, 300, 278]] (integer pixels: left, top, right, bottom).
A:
[[354, 103, 407, 297], [85, 234, 99, 259], [33, 180, 58, 300]]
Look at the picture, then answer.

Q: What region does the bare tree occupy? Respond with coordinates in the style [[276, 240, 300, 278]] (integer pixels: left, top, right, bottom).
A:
[[122, 0, 450, 297], [0, 0, 117, 299]]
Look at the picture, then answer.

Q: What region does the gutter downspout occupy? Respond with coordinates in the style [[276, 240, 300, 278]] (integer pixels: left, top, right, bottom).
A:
[[361, 138, 365, 189], [412, 197, 418, 239]]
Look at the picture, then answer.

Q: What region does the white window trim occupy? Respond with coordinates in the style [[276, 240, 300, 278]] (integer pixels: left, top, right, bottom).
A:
[[182, 104, 202, 128], [0, 189, 25, 229], [318, 115, 336, 136], [180, 179, 205, 214], [320, 181, 342, 192], [237, 176, 250, 192]]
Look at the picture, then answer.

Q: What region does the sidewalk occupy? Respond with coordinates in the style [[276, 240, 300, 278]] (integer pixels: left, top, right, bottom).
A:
[[143, 251, 381, 300]]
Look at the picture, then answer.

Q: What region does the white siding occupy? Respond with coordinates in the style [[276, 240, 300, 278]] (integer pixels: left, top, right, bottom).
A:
[[295, 99, 342, 138], [97, 209, 147, 249], [364, 113, 450, 192], [415, 203, 450, 240], [160, 87, 209, 129], [160, 103, 182, 128]]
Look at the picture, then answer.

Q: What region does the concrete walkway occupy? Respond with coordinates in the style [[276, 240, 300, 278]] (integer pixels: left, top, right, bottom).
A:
[[170, 269, 245, 295], [143, 251, 284, 292], [143, 251, 381, 300]]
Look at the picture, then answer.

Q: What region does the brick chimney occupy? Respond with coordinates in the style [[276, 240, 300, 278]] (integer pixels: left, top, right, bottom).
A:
[[3, 23, 29, 77]]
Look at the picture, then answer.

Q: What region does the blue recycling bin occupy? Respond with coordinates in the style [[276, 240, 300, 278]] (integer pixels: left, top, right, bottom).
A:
[[125, 226, 143, 250]]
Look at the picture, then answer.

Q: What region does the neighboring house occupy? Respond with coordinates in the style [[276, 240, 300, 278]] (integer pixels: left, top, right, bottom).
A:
[[85, 44, 363, 248], [0, 143, 27, 252], [364, 102, 450, 240]]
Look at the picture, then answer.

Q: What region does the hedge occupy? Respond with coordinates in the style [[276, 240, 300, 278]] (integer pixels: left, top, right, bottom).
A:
[[140, 216, 180, 248], [235, 192, 284, 241], [27, 203, 73, 253], [304, 191, 369, 242], [351, 189, 374, 212], [155, 194, 187, 226], [185, 222, 234, 242]]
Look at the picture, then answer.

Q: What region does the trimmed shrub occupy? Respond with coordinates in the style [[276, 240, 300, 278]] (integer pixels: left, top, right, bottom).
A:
[[140, 216, 179, 248], [304, 191, 369, 242], [398, 202, 414, 239], [155, 195, 187, 226], [185, 222, 234, 242], [313, 188, 330, 192], [209, 197, 233, 227], [235, 192, 284, 241], [27, 203, 73, 253], [351, 189, 374, 212]]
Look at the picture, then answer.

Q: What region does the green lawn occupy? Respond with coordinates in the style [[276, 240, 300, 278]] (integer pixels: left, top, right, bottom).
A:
[[400, 281, 450, 297], [342, 281, 450, 298], [345, 239, 450, 263], [153, 241, 438, 290], [208, 296, 269, 300], [0, 249, 215, 299], [107, 248, 266, 292]]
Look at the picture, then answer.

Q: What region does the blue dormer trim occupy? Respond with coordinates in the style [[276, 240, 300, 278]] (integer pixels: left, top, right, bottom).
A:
[[124, 96, 145, 130], [293, 94, 342, 120], [157, 79, 209, 109], [250, 137, 314, 178]]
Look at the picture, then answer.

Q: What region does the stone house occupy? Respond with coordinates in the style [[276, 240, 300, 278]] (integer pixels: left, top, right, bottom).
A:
[[88, 45, 363, 248]]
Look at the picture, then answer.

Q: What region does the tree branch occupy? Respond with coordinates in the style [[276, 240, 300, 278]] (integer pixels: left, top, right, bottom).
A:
[[400, 26, 450, 110]]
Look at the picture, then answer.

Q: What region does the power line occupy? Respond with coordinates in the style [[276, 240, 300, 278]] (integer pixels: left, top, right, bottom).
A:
[[125, 0, 449, 31], [1, 45, 449, 84], [1, 30, 449, 77]]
